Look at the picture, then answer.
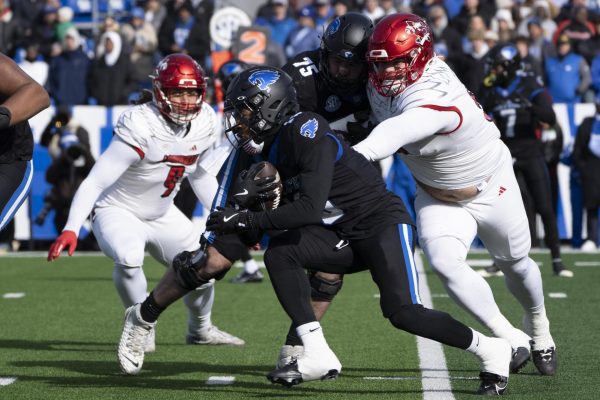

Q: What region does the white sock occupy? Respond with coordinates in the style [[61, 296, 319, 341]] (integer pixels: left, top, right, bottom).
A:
[[112, 264, 147, 307], [523, 304, 554, 349], [183, 282, 215, 334], [466, 329, 484, 354], [296, 322, 327, 352], [488, 313, 530, 348], [244, 258, 259, 274]]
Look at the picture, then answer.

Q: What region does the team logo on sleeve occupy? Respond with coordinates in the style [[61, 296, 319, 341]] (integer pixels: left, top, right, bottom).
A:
[[248, 70, 280, 92], [300, 118, 318, 139]]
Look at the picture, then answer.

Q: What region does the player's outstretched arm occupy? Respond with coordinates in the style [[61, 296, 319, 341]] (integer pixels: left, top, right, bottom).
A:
[[0, 53, 50, 127]]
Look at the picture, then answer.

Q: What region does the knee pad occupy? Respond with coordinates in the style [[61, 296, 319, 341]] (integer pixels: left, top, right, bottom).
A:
[[172, 249, 209, 291], [309, 272, 343, 302]]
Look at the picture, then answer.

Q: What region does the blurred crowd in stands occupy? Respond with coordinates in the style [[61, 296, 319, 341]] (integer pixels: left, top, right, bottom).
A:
[[3, 0, 600, 106]]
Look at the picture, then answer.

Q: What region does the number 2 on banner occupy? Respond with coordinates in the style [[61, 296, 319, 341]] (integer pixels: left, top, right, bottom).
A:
[[238, 30, 267, 65], [162, 166, 185, 197]]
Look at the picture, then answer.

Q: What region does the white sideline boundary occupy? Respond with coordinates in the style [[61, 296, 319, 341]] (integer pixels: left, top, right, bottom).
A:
[[414, 251, 455, 400]]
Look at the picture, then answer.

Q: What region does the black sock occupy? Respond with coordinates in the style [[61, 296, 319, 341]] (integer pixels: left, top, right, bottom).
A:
[[140, 291, 165, 323], [285, 323, 303, 346]]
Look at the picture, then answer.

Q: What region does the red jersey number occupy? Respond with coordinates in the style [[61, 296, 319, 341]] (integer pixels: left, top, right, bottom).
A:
[[162, 166, 185, 197]]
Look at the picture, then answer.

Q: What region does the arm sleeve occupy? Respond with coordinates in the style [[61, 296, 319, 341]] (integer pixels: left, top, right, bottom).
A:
[[352, 106, 461, 161], [187, 166, 219, 210], [62, 136, 140, 234], [250, 136, 337, 230]]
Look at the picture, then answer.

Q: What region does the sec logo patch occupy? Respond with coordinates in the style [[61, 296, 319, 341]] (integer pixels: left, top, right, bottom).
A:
[[325, 95, 341, 113]]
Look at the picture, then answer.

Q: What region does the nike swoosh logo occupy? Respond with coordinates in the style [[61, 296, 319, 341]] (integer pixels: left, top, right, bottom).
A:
[[223, 213, 239, 222], [335, 240, 349, 250], [123, 354, 139, 368], [309, 327, 321, 333], [234, 189, 249, 197]]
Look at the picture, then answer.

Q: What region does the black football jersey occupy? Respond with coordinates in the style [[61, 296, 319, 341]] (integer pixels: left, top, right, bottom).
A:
[[225, 112, 412, 240], [480, 74, 556, 160], [0, 121, 33, 163], [282, 50, 370, 123]]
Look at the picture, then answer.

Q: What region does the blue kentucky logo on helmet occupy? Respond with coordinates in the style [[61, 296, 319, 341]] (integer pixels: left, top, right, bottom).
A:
[[300, 118, 318, 139], [328, 18, 341, 35], [248, 69, 280, 92]]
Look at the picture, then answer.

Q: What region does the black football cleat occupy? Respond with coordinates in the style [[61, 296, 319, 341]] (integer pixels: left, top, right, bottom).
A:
[[509, 346, 530, 373], [230, 270, 264, 284], [267, 360, 304, 387], [267, 360, 339, 387], [477, 372, 508, 396], [532, 347, 557, 376]]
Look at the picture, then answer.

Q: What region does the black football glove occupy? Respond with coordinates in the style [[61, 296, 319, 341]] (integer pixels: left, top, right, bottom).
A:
[[206, 207, 255, 235], [232, 169, 278, 210], [345, 120, 375, 145]]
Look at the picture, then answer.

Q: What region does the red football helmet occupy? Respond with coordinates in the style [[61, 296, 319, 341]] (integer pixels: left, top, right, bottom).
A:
[[151, 54, 206, 125], [367, 14, 434, 96]]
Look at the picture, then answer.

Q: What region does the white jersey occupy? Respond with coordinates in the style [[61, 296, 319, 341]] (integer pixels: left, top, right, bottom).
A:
[[95, 102, 220, 219], [355, 57, 506, 190]]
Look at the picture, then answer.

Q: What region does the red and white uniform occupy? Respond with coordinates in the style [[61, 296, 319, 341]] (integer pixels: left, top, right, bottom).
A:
[[354, 57, 549, 348], [354, 56, 530, 261], [63, 101, 223, 266]]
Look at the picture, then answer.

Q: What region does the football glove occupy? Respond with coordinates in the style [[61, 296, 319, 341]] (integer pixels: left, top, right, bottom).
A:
[[232, 170, 278, 210], [47, 230, 78, 261], [206, 207, 255, 235]]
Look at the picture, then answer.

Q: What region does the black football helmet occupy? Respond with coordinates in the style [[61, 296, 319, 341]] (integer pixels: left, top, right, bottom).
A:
[[224, 66, 298, 148], [217, 59, 251, 92], [483, 44, 522, 88], [320, 12, 374, 93]]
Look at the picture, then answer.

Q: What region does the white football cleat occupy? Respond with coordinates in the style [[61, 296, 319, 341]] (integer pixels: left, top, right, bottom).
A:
[[267, 347, 341, 386], [144, 324, 156, 353], [580, 239, 597, 252], [276, 344, 304, 369], [186, 326, 245, 346], [118, 304, 155, 375]]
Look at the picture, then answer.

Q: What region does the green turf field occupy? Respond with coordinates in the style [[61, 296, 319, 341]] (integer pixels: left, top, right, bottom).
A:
[[0, 250, 598, 399]]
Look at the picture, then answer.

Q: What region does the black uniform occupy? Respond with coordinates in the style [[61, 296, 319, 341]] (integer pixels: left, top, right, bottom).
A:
[[573, 115, 600, 244], [480, 74, 563, 258], [0, 95, 34, 232], [283, 51, 370, 123], [207, 111, 472, 349]]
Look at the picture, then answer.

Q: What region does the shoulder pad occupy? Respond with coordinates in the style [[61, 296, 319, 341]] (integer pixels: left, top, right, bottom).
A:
[[114, 105, 151, 153]]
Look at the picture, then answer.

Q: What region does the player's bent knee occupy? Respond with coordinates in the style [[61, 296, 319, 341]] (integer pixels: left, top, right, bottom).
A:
[[172, 249, 209, 290], [114, 264, 142, 279], [310, 271, 343, 302], [389, 304, 435, 332]]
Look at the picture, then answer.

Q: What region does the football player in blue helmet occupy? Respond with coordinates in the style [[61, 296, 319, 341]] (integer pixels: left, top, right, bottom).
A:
[[204, 66, 514, 394], [282, 13, 374, 135]]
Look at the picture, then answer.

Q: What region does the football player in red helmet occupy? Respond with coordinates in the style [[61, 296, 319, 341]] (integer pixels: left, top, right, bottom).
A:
[[151, 53, 206, 125], [367, 13, 434, 97], [354, 13, 562, 389]]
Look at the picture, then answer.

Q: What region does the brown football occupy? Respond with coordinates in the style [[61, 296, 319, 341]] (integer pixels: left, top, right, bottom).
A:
[[246, 161, 283, 210]]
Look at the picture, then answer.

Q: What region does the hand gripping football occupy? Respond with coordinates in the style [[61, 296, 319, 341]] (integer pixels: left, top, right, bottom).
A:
[[246, 161, 283, 210]]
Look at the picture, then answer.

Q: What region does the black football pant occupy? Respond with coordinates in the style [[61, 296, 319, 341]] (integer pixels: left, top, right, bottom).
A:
[[514, 156, 561, 259], [0, 160, 32, 232], [264, 223, 472, 350]]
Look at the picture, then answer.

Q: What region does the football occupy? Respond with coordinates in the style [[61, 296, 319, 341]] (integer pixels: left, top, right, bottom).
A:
[[246, 161, 283, 211]]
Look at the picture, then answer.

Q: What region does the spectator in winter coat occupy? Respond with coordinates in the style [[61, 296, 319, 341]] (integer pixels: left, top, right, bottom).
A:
[[47, 28, 91, 105], [89, 32, 136, 106]]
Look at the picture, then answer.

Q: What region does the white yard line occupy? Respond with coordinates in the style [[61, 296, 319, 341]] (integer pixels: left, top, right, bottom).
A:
[[415, 251, 456, 400], [2, 292, 25, 299], [575, 261, 600, 267], [206, 376, 235, 385], [0, 377, 17, 386]]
